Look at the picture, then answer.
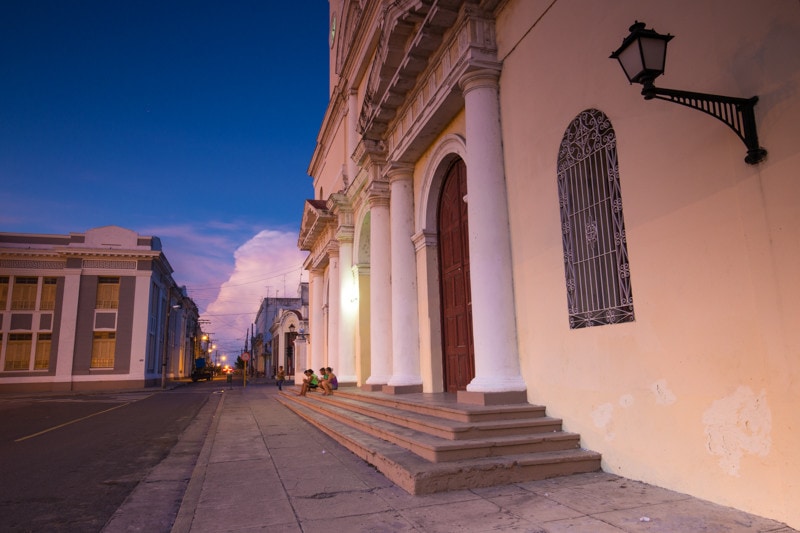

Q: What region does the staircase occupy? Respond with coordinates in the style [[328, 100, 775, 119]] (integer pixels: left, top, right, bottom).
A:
[[276, 387, 601, 495]]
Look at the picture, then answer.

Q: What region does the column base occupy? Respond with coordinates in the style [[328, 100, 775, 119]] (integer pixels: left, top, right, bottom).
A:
[[382, 384, 423, 395], [361, 383, 384, 392], [457, 389, 528, 406]]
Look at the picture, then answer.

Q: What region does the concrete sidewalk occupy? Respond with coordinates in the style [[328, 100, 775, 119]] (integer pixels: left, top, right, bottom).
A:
[[169, 383, 795, 533]]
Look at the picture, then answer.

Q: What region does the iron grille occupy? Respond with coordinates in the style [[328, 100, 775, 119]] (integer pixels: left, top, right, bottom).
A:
[[557, 109, 634, 328]]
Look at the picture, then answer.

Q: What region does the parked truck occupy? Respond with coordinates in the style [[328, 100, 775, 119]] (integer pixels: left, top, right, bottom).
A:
[[191, 357, 214, 382]]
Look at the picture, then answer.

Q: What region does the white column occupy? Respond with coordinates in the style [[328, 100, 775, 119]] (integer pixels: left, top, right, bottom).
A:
[[338, 233, 357, 383], [309, 269, 325, 372], [366, 182, 392, 385], [327, 249, 340, 374], [460, 69, 526, 393], [387, 165, 422, 390]]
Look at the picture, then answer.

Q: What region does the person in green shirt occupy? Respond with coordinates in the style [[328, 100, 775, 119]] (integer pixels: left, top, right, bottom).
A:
[[298, 369, 319, 396]]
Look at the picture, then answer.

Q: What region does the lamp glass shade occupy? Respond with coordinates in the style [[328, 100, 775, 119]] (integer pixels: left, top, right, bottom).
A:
[[611, 22, 672, 85], [615, 41, 646, 83]]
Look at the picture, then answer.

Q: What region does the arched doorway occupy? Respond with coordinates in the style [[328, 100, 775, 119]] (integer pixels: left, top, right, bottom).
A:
[[438, 158, 474, 391]]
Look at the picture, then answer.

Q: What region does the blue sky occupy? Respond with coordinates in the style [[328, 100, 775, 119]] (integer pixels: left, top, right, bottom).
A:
[[0, 1, 329, 355]]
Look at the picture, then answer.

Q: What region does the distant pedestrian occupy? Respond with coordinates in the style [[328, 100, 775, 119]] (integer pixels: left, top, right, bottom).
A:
[[276, 366, 286, 391]]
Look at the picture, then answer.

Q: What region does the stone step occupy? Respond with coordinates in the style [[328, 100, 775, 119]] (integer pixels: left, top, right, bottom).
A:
[[331, 387, 548, 423], [310, 391, 566, 441], [276, 392, 601, 495], [282, 392, 581, 462]]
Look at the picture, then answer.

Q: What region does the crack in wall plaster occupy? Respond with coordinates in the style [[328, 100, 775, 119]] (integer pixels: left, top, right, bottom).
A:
[[619, 394, 634, 408], [651, 379, 677, 405]]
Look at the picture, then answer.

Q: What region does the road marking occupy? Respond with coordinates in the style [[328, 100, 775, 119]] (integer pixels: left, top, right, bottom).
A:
[[14, 394, 153, 443]]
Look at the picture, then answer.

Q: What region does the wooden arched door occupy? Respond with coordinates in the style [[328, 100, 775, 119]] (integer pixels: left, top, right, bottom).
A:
[[438, 158, 475, 391]]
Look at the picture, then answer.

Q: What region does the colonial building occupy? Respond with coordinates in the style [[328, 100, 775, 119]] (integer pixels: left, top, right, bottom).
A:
[[252, 282, 308, 378], [297, 0, 800, 527], [0, 225, 198, 391]]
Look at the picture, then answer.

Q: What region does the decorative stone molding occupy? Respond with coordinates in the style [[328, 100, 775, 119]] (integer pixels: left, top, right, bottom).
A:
[[353, 263, 370, 277], [412, 230, 438, 252], [360, 1, 461, 140], [328, 193, 355, 234], [358, 4, 500, 164], [336, 225, 355, 244], [325, 241, 340, 258], [458, 67, 500, 94], [298, 200, 335, 252], [0, 259, 66, 270], [385, 162, 415, 183], [366, 180, 391, 209], [82, 260, 137, 270], [334, 0, 367, 77], [353, 138, 387, 168]]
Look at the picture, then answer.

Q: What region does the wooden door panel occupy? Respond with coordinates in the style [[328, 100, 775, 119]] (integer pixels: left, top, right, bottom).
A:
[[438, 159, 475, 392]]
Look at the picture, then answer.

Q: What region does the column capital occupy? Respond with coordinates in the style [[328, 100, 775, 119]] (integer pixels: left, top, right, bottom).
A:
[[329, 192, 356, 233], [336, 225, 354, 243], [366, 179, 391, 208], [309, 267, 326, 278], [325, 242, 340, 258], [412, 230, 438, 252], [458, 68, 501, 95], [353, 263, 370, 277], [385, 162, 414, 183]]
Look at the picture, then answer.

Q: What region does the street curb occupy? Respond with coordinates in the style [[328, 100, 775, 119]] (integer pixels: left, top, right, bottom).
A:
[[170, 391, 227, 533], [101, 389, 222, 532]]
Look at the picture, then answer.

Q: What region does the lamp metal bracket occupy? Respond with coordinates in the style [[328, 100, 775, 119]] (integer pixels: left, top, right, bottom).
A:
[[642, 84, 767, 164]]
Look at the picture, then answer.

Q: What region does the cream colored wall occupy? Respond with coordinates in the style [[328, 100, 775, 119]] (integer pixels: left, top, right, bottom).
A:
[[314, 118, 347, 201], [498, 0, 800, 527]]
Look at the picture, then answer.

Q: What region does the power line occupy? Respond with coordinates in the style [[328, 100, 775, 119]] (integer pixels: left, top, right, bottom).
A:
[[185, 264, 303, 291]]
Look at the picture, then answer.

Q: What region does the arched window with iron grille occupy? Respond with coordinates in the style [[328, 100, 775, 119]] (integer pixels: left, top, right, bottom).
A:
[[557, 109, 635, 329]]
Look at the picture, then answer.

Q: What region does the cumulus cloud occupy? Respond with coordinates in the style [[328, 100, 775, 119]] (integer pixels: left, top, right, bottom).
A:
[[144, 222, 307, 358], [202, 229, 307, 356]]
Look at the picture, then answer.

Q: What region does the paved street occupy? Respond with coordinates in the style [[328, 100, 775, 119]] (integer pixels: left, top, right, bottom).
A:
[[3, 379, 797, 532], [0, 382, 219, 532], [170, 382, 797, 533]]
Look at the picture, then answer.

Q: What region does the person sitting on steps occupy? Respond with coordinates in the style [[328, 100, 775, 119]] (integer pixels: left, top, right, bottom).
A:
[[298, 369, 319, 396], [320, 367, 338, 396]]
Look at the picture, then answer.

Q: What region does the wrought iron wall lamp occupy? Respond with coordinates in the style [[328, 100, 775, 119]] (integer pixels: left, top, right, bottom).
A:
[[610, 21, 767, 164]]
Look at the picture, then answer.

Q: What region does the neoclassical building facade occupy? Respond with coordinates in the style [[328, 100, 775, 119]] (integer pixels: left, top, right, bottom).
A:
[[298, 0, 800, 527], [0, 226, 197, 391]]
